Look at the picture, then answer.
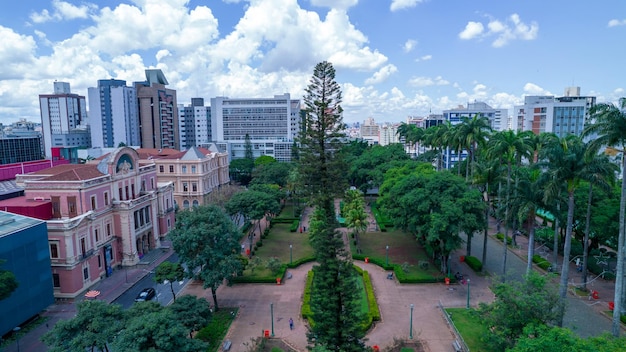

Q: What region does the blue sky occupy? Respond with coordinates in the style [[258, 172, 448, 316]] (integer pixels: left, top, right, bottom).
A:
[[0, 0, 624, 126]]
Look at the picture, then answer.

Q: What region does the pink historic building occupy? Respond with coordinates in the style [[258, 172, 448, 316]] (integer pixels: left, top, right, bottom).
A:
[[0, 147, 175, 298]]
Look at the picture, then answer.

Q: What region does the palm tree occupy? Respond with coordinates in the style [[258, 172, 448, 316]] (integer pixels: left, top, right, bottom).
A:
[[510, 165, 544, 275], [539, 135, 593, 326], [472, 154, 503, 269], [457, 114, 492, 180], [583, 98, 626, 337], [397, 123, 424, 158], [485, 130, 532, 281]]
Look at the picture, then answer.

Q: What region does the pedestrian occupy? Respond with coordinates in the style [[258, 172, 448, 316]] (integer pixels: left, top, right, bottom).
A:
[[303, 226, 306, 232], [289, 317, 294, 330]]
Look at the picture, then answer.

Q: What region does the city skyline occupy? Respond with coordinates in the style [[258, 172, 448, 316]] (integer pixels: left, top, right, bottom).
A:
[[0, 0, 624, 126]]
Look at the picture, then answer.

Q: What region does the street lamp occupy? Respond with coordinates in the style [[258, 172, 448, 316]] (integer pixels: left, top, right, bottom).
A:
[[290, 244, 293, 265], [466, 278, 471, 309], [409, 304, 414, 339], [270, 302, 275, 337], [386, 245, 389, 266], [13, 326, 21, 352]]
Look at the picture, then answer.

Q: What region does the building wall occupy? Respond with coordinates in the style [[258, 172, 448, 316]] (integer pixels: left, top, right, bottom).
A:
[[135, 81, 179, 150], [0, 136, 44, 165], [89, 80, 140, 148], [0, 217, 54, 336]]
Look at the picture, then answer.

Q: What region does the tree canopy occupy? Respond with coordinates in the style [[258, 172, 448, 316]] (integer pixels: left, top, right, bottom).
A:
[[170, 205, 242, 310]]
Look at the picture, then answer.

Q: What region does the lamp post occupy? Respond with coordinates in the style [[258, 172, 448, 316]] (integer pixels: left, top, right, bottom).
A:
[[386, 245, 389, 266], [13, 326, 21, 352], [409, 304, 414, 339], [466, 278, 471, 309], [290, 244, 293, 265], [270, 302, 275, 337]]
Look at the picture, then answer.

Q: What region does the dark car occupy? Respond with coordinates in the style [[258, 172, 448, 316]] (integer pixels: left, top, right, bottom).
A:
[[134, 287, 156, 302]]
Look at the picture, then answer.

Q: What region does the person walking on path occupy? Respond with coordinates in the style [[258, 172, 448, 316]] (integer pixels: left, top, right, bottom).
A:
[[289, 317, 294, 330]]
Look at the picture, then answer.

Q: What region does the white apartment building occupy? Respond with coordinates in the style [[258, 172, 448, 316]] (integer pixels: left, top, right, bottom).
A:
[[210, 94, 300, 162], [88, 79, 140, 148], [39, 82, 90, 158], [178, 98, 211, 150], [379, 123, 400, 146], [513, 87, 595, 138]]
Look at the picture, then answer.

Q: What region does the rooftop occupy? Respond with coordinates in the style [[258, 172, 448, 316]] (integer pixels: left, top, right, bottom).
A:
[[0, 211, 44, 238]]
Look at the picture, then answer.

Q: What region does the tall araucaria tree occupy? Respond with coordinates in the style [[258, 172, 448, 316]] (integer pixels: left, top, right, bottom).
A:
[[298, 61, 365, 351]]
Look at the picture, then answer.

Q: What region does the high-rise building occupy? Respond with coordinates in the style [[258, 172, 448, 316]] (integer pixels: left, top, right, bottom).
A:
[[39, 82, 90, 158], [379, 123, 400, 146], [178, 98, 211, 149], [443, 102, 508, 132], [360, 117, 380, 145], [134, 70, 179, 150], [89, 79, 140, 148], [210, 94, 300, 162], [513, 87, 595, 138]]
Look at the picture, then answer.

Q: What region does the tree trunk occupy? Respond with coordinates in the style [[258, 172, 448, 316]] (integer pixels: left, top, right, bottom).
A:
[[557, 191, 576, 327], [553, 202, 560, 271], [612, 155, 626, 336], [482, 194, 489, 272], [502, 163, 511, 282], [582, 185, 593, 290], [170, 281, 177, 302], [212, 285, 219, 311], [526, 211, 536, 276]]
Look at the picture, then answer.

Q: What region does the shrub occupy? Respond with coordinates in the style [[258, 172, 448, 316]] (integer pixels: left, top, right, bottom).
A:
[[289, 220, 299, 232], [465, 255, 482, 272], [267, 257, 282, 274], [256, 241, 263, 247], [195, 308, 238, 351], [362, 270, 380, 322], [286, 255, 316, 269], [301, 271, 314, 324], [532, 254, 551, 270]]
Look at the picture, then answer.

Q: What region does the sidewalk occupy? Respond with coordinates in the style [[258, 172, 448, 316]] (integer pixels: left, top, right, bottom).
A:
[[4, 242, 175, 352]]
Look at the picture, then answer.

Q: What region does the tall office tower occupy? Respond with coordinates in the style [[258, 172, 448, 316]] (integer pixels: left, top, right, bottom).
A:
[[88, 79, 140, 148], [134, 69, 179, 150], [178, 98, 211, 150], [513, 87, 595, 138], [379, 123, 400, 146], [39, 82, 90, 158], [210, 94, 300, 162], [360, 117, 380, 145]]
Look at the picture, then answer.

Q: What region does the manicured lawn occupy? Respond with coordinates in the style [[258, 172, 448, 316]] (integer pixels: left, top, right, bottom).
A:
[[255, 223, 314, 264], [354, 272, 369, 314], [445, 308, 490, 352], [351, 229, 443, 280]]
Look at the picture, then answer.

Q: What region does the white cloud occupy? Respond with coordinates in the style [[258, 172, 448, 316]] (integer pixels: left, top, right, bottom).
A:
[[608, 19, 626, 27], [390, 0, 424, 12], [30, 0, 95, 23], [409, 76, 449, 87], [365, 64, 397, 85], [460, 14, 538, 47], [523, 82, 551, 95], [416, 54, 432, 61], [459, 21, 484, 40], [403, 39, 417, 53], [310, 0, 358, 10], [0, 26, 38, 80]]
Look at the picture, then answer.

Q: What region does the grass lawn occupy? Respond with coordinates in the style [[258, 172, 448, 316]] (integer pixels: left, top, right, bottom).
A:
[[351, 229, 443, 280], [256, 223, 314, 264], [445, 308, 490, 352], [354, 272, 369, 314]]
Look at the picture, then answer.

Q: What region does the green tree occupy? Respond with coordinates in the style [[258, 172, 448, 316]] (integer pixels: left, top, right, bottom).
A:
[[225, 189, 281, 253], [42, 300, 124, 352], [456, 114, 492, 180], [380, 169, 484, 274], [485, 130, 532, 280], [251, 161, 292, 187], [254, 155, 277, 166], [510, 324, 596, 352], [154, 261, 185, 302], [478, 272, 563, 351], [229, 158, 254, 185], [169, 295, 212, 338], [343, 189, 368, 245], [0, 259, 18, 300], [112, 310, 207, 352], [170, 205, 242, 310], [347, 144, 409, 192], [583, 97, 626, 336], [299, 61, 365, 351]]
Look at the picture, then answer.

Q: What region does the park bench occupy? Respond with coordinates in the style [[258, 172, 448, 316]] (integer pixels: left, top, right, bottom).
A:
[[452, 339, 462, 352], [386, 272, 394, 280], [222, 339, 232, 351]]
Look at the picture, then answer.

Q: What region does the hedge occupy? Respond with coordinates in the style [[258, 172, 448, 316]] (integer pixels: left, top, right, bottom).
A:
[[352, 255, 443, 283], [301, 271, 314, 325], [231, 265, 287, 284], [286, 255, 316, 269], [271, 218, 299, 224], [362, 270, 381, 322], [289, 220, 299, 232], [464, 255, 482, 272], [532, 254, 551, 270]]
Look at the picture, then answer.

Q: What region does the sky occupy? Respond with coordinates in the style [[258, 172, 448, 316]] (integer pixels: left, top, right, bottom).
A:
[[0, 0, 624, 126]]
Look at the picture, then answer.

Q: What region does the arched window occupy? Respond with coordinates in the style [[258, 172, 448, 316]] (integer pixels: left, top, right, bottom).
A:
[[192, 200, 199, 208], [183, 200, 190, 209]]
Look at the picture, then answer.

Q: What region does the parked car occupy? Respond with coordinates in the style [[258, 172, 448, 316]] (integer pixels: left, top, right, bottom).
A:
[[134, 287, 156, 302]]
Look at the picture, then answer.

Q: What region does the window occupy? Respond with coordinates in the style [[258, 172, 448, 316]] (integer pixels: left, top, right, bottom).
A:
[[50, 243, 59, 258], [125, 186, 129, 200], [167, 218, 171, 229], [106, 223, 111, 237], [145, 207, 150, 223], [191, 166, 196, 173], [151, 178, 154, 189], [119, 188, 123, 200], [142, 180, 146, 192], [97, 255, 102, 268], [131, 184, 135, 198], [91, 196, 96, 210], [80, 237, 87, 256], [52, 273, 60, 288], [169, 165, 174, 173], [83, 267, 89, 280], [183, 200, 190, 209], [182, 166, 187, 173], [192, 183, 197, 192], [159, 165, 164, 173], [183, 182, 188, 192], [95, 229, 100, 242], [51, 196, 61, 218], [104, 192, 109, 206], [68, 196, 77, 217], [193, 200, 199, 207]]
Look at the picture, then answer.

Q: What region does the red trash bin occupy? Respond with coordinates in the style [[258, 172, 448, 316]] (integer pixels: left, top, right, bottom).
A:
[[592, 290, 599, 300], [460, 256, 465, 262], [445, 277, 450, 285], [276, 278, 281, 285], [609, 301, 615, 311], [365, 257, 369, 263]]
